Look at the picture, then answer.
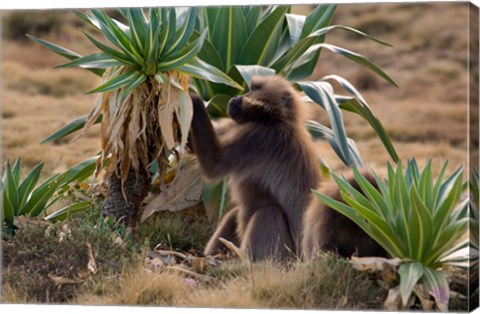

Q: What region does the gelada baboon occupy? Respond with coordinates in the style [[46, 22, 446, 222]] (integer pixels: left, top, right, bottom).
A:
[[189, 75, 320, 261], [189, 75, 385, 261]]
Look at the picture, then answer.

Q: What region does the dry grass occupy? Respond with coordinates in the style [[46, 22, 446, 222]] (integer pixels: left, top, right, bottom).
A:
[[0, 2, 474, 310], [74, 255, 386, 310], [75, 268, 193, 306]]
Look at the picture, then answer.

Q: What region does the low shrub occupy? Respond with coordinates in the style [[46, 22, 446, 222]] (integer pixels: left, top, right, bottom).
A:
[[2, 217, 138, 302]]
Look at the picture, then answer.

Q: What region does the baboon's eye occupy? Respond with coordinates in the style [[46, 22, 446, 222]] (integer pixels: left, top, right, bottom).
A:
[[250, 83, 262, 91]]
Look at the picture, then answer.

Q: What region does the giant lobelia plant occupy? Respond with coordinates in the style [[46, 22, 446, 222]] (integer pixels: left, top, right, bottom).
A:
[[1, 157, 99, 236], [314, 159, 469, 311], [29, 8, 241, 224]]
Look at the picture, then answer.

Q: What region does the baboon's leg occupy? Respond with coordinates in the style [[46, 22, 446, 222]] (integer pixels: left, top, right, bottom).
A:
[[204, 207, 241, 256], [241, 205, 294, 262]]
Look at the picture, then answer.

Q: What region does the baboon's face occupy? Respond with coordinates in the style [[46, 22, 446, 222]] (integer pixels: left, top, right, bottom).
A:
[[227, 76, 297, 124]]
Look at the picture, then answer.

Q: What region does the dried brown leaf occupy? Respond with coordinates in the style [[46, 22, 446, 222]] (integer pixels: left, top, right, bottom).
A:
[[72, 92, 104, 143], [175, 88, 193, 151], [152, 246, 188, 261], [128, 89, 143, 173], [350, 256, 402, 272], [384, 286, 402, 311], [86, 242, 97, 275], [48, 274, 86, 286], [414, 284, 434, 311], [147, 248, 179, 266], [158, 83, 177, 150], [141, 157, 202, 222]]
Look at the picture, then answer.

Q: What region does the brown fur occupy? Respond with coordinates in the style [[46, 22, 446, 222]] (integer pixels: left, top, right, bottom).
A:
[[189, 75, 386, 262], [189, 76, 320, 261], [302, 171, 388, 261]]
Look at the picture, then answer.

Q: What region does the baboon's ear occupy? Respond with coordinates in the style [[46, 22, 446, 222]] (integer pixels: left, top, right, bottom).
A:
[[281, 91, 293, 108]]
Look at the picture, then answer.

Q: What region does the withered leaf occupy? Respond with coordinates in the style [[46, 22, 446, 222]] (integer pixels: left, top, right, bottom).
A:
[[141, 157, 202, 222]]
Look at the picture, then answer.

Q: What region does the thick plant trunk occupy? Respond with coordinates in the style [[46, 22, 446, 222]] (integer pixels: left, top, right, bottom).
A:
[[102, 167, 151, 225], [101, 82, 171, 225]]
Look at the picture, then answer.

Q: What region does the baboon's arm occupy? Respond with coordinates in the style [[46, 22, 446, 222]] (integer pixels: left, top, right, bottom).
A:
[[189, 95, 231, 179]]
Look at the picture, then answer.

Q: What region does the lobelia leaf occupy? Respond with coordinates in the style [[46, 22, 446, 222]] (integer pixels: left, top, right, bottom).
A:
[[41, 114, 103, 144], [86, 69, 146, 94], [422, 268, 449, 312], [431, 169, 464, 245], [145, 9, 163, 75], [175, 89, 194, 150], [339, 186, 403, 256], [126, 8, 148, 54], [157, 8, 177, 59], [83, 31, 138, 67], [2, 191, 15, 227], [285, 13, 306, 46], [210, 6, 248, 71], [163, 7, 197, 57], [410, 185, 434, 261], [312, 189, 370, 233], [60, 156, 100, 187], [351, 167, 391, 221], [74, 10, 101, 29], [26, 35, 104, 76], [307, 24, 393, 47], [120, 71, 148, 102], [45, 201, 92, 223], [338, 96, 399, 163], [26, 34, 79, 59], [11, 158, 21, 186], [306, 121, 363, 167], [426, 218, 469, 267], [288, 4, 336, 79], [408, 159, 421, 186], [398, 263, 424, 307], [301, 4, 336, 39], [195, 30, 225, 71], [432, 161, 450, 207], [5, 163, 20, 214], [438, 237, 469, 264], [233, 65, 276, 88], [289, 43, 398, 87], [55, 52, 123, 69], [17, 162, 44, 210], [244, 6, 262, 35], [298, 81, 352, 165], [239, 6, 289, 66], [20, 174, 63, 217], [436, 165, 464, 213], [179, 57, 243, 90], [90, 9, 144, 65], [418, 159, 434, 210], [157, 29, 207, 71], [269, 23, 292, 67], [394, 162, 417, 257]]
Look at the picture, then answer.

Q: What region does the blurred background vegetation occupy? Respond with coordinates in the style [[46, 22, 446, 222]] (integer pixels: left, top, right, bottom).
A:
[[1, 3, 473, 176]]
